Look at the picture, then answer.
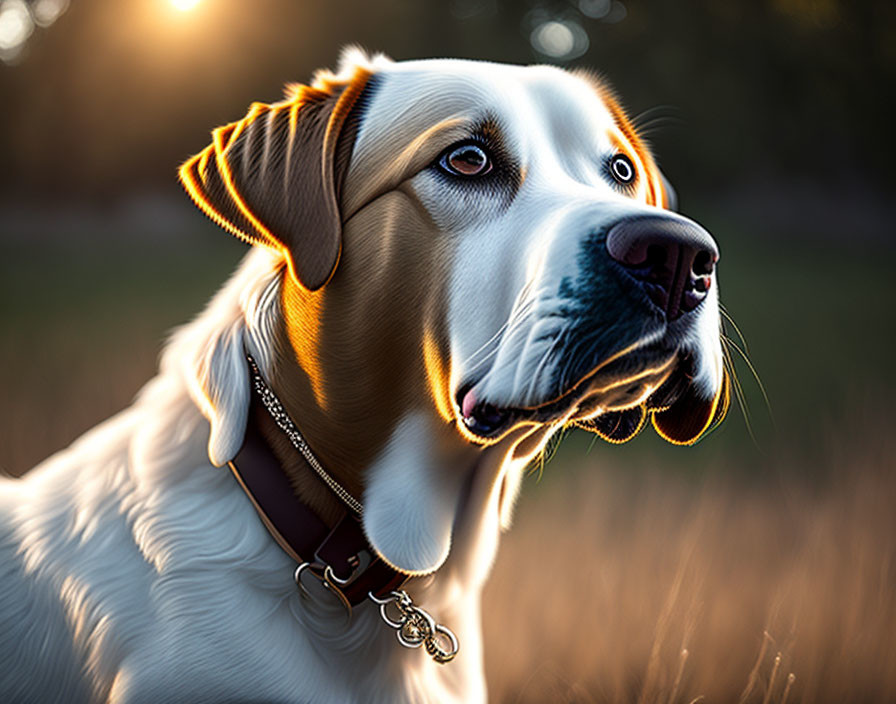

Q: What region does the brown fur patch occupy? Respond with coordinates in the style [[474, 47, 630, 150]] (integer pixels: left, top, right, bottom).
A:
[[268, 187, 457, 519]]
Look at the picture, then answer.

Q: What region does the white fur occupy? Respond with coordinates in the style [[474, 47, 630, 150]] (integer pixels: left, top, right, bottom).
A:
[[362, 413, 461, 575], [0, 243, 550, 703], [0, 54, 725, 703], [0, 247, 495, 703]]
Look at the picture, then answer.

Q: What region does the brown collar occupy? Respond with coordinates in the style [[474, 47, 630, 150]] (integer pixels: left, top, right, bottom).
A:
[[227, 358, 406, 607]]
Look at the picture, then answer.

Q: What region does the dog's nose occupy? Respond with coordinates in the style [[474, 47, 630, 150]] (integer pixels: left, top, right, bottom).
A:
[[605, 216, 719, 320]]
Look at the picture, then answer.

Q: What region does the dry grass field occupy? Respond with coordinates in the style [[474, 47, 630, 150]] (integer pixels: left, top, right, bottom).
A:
[[483, 431, 896, 703], [2, 232, 894, 702]]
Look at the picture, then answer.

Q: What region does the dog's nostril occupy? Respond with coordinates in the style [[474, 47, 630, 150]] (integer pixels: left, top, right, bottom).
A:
[[605, 216, 719, 320], [645, 243, 668, 270], [693, 249, 715, 277]]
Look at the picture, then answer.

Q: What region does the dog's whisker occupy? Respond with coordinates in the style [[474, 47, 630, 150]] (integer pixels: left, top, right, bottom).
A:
[[722, 337, 767, 451], [721, 331, 767, 410], [722, 333, 774, 428], [460, 321, 520, 377], [522, 325, 572, 402], [554, 331, 597, 394], [631, 105, 681, 131], [463, 304, 538, 375], [636, 122, 682, 138], [456, 296, 536, 373], [722, 339, 760, 447], [720, 304, 752, 357]]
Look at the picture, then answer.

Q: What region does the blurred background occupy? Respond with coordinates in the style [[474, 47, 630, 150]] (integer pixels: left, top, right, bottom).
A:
[[1, 1, 894, 701]]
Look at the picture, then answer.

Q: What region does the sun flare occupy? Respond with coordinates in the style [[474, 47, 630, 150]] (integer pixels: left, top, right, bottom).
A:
[[170, 0, 200, 11]]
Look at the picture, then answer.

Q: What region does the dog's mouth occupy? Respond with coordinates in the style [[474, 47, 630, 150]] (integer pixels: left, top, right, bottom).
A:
[[456, 348, 677, 441], [457, 351, 728, 446]]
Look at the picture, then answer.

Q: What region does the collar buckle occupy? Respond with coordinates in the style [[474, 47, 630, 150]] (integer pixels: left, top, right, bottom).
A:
[[236, 353, 459, 664]]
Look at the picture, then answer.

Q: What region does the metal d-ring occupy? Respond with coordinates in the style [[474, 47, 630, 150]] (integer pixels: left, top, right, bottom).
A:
[[323, 564, 351, 586], [294, 562, 316, 599], [321, 565, 353, 616], [294, 562, 352, 619]]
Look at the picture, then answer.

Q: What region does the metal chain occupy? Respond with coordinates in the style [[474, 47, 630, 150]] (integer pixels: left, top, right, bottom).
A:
[[369, 590, 459, 664], [246, 354, 364, 515], [246, 354, 459, 664]]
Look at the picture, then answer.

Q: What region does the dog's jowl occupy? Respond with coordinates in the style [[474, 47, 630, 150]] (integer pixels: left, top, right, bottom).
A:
[[0, 49, 728, 704]]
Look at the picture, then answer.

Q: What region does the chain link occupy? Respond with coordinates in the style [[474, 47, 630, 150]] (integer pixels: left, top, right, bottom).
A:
[[370, 590, 459, 664], [247, 355, 364, 515], [245, 355, 459, 664]]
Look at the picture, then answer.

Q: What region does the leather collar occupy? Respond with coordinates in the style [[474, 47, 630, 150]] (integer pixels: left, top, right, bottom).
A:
[[227, 374, 406, 606]]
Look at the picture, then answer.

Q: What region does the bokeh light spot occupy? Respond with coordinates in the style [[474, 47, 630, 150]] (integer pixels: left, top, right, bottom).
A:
[[0, 0, 33, 54], [530, 19, 589, 61], [603, 1, 627, 24], [32, 0, 69, 28], [579, 0, 611, 20]]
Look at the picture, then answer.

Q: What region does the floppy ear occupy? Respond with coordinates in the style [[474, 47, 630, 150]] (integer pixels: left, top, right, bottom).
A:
[[169, 249, 284, 466], [651, 370, 730, 445], [179, 66, 372, 291]]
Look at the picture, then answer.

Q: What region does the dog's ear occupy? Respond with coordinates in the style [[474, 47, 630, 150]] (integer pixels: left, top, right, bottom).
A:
[[171, 249, 284, 466], [179, 66, 372, 291], [651, 370, 730, 445]]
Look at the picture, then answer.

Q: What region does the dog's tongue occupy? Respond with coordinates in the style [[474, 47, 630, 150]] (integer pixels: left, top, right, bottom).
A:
[[461, 388, 478, 419]]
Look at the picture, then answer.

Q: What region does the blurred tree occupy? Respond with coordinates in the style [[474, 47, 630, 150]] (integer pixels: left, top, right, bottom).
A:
[[0, 0, 892, 214]]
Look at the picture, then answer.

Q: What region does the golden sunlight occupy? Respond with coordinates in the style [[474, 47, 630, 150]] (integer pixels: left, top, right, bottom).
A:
[[170, 0, 200, 11]]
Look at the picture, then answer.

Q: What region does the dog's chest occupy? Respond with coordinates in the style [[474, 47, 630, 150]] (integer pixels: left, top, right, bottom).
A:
[[104, 590, 475, 704], [1, 411, 477, 704]]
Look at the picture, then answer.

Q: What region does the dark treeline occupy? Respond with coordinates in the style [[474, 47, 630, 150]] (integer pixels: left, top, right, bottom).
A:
[[0, 0, 892, 208]]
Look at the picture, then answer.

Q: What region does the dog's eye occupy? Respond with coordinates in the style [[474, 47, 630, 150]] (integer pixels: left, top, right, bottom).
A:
[[610, 154, 636, 185], [439, 143, 492, 177]]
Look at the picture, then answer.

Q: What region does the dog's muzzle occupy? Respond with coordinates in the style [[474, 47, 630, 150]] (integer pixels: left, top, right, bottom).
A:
[[457, 212, 723, 442]]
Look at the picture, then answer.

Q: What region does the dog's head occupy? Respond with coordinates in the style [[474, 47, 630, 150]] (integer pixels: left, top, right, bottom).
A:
[[346, 60, 729, 448], [180, 49, 728, 575]]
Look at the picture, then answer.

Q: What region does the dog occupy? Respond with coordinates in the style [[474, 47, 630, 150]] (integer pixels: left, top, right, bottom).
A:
[[0, 48, 728, 703]]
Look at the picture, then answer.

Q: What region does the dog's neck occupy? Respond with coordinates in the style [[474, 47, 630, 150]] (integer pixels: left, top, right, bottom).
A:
[[264, 263, 559, 568], [176, 250, 558, 700], [251, 388, 348, 528], [266, 269, 455, 522]]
